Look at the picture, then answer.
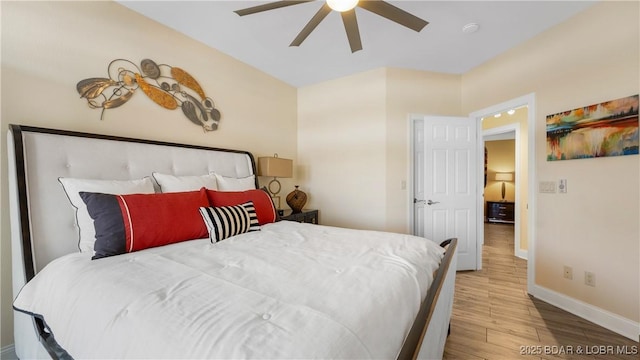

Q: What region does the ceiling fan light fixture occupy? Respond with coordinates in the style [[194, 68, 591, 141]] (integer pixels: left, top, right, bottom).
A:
[[326, 0, 359, 12], [234, 0, 427, 53]]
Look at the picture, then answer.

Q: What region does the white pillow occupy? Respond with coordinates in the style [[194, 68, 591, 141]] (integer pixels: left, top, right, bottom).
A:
[[58, 177, 156, 252], [152, 173, 218, 193], [214, 174, 256, 191]]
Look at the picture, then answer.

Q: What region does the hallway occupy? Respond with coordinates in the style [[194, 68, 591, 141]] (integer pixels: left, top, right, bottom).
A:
[[443, 223, 639, 359]]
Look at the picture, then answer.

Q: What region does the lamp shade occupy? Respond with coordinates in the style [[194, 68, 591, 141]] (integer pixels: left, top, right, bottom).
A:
[[495, 172, 513, 182], [258, 156, 293, 178]]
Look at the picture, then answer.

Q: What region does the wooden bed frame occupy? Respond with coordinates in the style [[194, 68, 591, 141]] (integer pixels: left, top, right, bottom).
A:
[[7, 124, 457, 360]]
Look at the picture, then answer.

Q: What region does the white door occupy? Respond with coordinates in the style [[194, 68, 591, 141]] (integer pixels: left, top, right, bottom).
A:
[[413, 115, 478, 271]]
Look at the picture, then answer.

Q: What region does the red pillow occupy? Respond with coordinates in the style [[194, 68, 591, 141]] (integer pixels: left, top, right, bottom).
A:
[[80, 188, 210, 259], [206, 188, 277, 225]]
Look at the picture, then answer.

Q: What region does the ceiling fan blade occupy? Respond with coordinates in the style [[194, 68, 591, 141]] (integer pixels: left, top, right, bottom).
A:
[[290, 3, 332, 47], [341, 9, 362, 53], [358, 0, 428, 32], [234, 1, 313, 16]]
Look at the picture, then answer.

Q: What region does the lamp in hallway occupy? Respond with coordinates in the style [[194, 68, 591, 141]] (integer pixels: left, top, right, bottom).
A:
[[258, 154, 293, 209], [495, 172, 513, 201]]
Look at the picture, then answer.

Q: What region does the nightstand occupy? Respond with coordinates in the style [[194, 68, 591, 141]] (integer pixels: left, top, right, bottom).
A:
[[280, 209, 319, 224], [486, 201, 515, 224]]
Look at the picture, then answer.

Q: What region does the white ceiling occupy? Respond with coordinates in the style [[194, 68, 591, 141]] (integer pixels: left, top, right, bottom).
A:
[[118, 0, 596, 87]]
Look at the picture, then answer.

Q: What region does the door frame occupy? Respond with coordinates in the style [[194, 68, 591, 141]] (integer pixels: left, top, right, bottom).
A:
[[469, 93, 536, 293], [482, 123, 525, 259], [408, 93, 535, 282]]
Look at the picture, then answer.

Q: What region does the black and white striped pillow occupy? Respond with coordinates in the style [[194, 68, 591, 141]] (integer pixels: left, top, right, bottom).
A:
[[199, 201, 260, 242]]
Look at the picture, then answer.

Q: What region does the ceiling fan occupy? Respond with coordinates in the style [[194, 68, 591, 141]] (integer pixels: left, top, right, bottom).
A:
[[234, 0, 429, 53]]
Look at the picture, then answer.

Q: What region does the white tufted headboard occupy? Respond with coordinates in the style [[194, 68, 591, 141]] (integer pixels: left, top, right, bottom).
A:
[[8, 124, 256, 278], [7, 124, 257, 358]]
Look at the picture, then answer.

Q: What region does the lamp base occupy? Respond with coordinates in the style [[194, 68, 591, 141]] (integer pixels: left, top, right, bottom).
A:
[[286, 185, 307, 213], [271, 195, 281, 210], [268, 178, 282, 196]]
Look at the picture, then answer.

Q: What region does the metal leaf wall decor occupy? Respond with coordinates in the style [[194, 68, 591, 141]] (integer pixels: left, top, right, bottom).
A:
[[77, 59, 221, 131]]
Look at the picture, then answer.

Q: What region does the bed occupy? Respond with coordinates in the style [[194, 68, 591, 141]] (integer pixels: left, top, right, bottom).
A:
[[7, 124, 457, 360]]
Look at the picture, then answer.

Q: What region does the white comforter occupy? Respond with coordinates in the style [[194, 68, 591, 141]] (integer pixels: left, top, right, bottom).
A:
[[14, 221, 445, 359]]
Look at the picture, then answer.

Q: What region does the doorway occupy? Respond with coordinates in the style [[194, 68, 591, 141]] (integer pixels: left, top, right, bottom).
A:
[[470, 93, 536, 293], [483, 123, 524, 259], [408, 93, 535, 289]]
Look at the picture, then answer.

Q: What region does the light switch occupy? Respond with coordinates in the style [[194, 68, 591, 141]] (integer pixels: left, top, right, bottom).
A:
[[539, 181, 556, 193]]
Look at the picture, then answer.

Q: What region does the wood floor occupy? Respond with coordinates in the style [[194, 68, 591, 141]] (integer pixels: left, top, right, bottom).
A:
[[442, 223, 639, 360]]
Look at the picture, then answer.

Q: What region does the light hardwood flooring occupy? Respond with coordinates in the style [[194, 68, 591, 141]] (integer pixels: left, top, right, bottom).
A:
[[443, 223, 639, 360]]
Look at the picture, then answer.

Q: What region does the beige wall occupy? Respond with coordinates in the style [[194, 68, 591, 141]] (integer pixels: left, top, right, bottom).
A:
[[0, 1, 297, 347], [297, 68, 461, 232], [297, 69, 388, 230], [462, 1, 639, 322], [484, 140, 516, 202]]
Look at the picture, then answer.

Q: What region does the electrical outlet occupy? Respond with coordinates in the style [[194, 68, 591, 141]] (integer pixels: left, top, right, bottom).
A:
[[585, 271, 596, 287], [559, 179, 567, 193], [563, 266, 573, 280]]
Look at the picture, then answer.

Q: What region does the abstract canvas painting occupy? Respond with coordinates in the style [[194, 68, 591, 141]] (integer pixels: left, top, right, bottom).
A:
[[546, 94, 639, 161]]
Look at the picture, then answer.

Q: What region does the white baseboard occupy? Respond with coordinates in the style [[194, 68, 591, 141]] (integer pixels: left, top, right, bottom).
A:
[[1, 344, 17, 360], [516, 249, 528, 260], [531, 284, 640, 341]]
